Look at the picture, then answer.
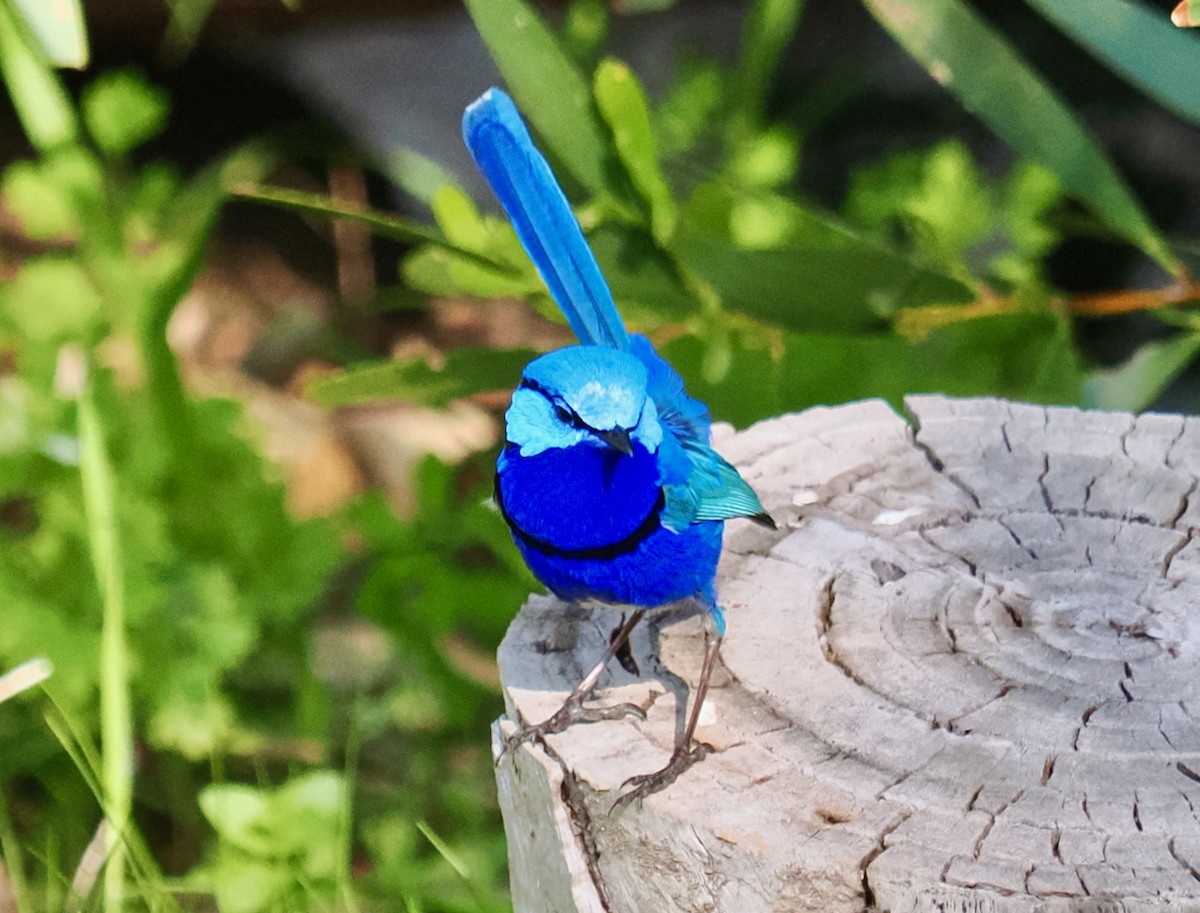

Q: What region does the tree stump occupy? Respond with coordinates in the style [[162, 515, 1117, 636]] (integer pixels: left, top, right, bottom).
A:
[[493, 396, 1200, 913]]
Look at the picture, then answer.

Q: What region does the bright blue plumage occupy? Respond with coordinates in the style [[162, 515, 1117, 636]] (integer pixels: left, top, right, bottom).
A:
[[464, 87, 773, 803]]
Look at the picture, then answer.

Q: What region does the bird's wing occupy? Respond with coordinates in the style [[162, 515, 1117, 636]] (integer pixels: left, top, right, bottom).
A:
[[463, 88, 629, 351], [662, 438, 775, 532]]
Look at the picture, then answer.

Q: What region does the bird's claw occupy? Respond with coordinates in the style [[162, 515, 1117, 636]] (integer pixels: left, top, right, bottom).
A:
[[610, 742, 710, 812], [498, 698, 647, 763]]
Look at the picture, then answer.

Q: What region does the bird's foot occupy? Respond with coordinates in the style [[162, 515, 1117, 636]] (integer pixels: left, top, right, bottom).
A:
[[501, 694, 646, 760], [610, 742, 710, 812]]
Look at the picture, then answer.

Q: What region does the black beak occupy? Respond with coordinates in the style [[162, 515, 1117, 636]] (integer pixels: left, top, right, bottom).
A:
[[596, 427, 634, 456]]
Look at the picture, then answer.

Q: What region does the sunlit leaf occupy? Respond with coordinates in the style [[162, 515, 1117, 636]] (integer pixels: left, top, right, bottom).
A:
[[462, 0, 611, 195], [307, 347, 536, 408], [845, 140, 990, 267], [1083, 332, 1200, 412], [0, 0, 78, 150], [3, 257, 103, 342], [82, 70, 169, 157], [862, 0, 1179, 277], [1174, 0, 1200, 27], [401, 247, 537, 300], [385, 146, 455, 207], [594, 58, 677, 244], [1026, 0, 1200, 126], [12, 0, 87, 68]]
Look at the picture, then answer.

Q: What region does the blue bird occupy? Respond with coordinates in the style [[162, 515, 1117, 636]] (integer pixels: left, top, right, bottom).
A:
[[463, 87, 774, 805]]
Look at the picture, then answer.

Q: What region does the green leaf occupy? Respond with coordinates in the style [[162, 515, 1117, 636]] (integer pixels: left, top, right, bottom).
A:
[[307, 347, 536, 408], [462, 0, 611, 195], [561, 0, 608, 64], [733, 0, 807, 125], [1, 155, 83, 239], [81, 69, 169, 157], [1083, 332, 1200, 412], [12, 0, 87, 68], [674, 234, 974, 334], [594, 58, 677, 244], [861, 0, 1179, 277], [778, 312, 1082, 408], [199, 784, 274, 854], [661, 334, 780, 427], [615, 0, 677, 9], [654, 59, 724, 159], [1175, 0, 1200, 27], [3, 256, 103, 342], [401, 246, 538, 300], [430, 184, 530, 267], [727, 127, 799, 189], [385, 146, 455, 207], [235, 184, 459, 252], [586, 225, 696, 322], [1025, 0, 1200, 127], [0, 0, 78, 150], [846, 140, 991, 268]]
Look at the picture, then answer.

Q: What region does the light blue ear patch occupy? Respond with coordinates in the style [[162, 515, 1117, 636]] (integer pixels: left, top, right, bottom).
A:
[[505, 387, 588, 457]]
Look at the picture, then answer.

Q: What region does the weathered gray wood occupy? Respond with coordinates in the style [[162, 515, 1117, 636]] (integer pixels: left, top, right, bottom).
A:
[[494, 396, 1200, 912]]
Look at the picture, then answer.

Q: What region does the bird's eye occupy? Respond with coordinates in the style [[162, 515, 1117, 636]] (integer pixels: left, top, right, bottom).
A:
[[554, 404, 573, 423]]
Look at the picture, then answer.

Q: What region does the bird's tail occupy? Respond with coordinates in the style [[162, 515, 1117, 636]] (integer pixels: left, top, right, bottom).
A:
[[463, 88, 629, 351]]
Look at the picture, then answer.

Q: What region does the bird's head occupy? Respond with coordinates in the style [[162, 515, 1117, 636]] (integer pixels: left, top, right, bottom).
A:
[[505, 347, 664, 458]]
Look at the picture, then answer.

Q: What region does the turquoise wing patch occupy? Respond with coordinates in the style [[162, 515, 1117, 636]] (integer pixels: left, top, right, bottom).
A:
[[661, 441, 774, 531]]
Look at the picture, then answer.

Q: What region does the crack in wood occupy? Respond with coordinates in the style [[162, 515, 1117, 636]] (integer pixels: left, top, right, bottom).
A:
[[1037, 453, 1055, 518], [1176, 761, 1200, 784], [859, 811, 911, 908], [1168, 836, 1200, 883], [1161, 530, 1191, 578], [1040, 754, 1056, 786], [907, 416, 983, 509], [998, 518, 1039, 561], [536, 739, 616, 913]]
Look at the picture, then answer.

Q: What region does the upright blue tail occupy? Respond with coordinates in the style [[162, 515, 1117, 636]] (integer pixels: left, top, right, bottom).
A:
[[463, 88, 629, 351]]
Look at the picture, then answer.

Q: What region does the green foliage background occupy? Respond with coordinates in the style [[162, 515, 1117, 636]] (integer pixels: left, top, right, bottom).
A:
[[0, 0, 1197, 910]]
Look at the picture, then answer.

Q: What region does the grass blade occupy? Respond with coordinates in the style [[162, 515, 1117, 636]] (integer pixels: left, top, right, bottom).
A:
[[861, 0, 1181, 277], [0, 658, 52, 704]]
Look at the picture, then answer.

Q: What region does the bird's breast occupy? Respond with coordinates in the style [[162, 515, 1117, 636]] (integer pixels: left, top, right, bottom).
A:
[[496, 442, 662, 553]]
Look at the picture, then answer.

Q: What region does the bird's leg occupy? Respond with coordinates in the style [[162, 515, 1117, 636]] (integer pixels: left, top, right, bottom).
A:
[[503, 608, 648, 757], [611, 626, 723, 810]]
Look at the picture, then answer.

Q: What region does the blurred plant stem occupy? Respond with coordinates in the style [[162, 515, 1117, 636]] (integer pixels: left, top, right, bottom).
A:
[[79, 362, 132, 913]]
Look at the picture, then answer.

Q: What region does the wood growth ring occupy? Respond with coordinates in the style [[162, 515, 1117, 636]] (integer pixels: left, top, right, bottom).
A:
[[495, 396, 1200, 913]]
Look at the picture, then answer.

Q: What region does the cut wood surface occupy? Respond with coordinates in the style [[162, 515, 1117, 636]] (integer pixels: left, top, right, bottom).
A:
[[493, 396, 1200, 913]]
